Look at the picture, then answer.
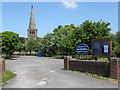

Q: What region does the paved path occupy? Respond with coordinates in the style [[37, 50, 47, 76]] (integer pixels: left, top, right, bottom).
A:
[[3, 56, 118, 88]]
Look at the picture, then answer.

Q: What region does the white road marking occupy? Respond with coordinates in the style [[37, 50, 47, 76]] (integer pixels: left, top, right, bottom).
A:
[[50, 70, 55, 73], [41, 78, 48, 80], [37, 80, 47, 86], [36, 78, 48, 86]]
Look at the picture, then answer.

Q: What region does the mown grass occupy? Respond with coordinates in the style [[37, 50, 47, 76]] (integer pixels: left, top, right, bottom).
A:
[[50, 55, 64, 59], [49, 55, 109, 61], [0, 70, 17, 87], [48, 55, 92, 60]]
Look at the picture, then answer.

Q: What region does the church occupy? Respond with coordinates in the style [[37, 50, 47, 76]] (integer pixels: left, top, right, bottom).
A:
[[20, 5, 38, 44]]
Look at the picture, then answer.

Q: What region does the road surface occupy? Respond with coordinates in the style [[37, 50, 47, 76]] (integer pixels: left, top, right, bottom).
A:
[[3, 56, 118, 88]]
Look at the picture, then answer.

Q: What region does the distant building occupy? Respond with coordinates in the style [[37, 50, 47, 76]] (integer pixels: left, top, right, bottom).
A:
[[27, 5, 37, 40]]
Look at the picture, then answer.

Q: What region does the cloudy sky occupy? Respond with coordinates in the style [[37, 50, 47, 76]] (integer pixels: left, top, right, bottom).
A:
[[2, 1, 118, 37]]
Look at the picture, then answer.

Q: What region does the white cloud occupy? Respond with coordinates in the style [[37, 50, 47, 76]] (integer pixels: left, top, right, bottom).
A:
[[62, 1, 78, 8]]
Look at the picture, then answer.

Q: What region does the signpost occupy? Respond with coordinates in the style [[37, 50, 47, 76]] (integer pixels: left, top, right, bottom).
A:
[[76, 44, 89, 60]]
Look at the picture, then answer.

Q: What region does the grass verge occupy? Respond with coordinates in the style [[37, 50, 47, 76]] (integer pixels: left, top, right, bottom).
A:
[[0, 70, 17, 87], [69, 70, 118, 83]]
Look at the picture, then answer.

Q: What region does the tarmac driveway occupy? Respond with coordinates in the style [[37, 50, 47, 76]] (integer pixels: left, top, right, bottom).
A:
[[3, 56, 118, 88]]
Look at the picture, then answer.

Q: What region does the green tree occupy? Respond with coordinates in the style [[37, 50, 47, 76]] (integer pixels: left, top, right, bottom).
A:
[[116, 31, 120, 44], [1, 31, 23, 57], [25, 38, 35, 54], [112, 31, 120, 57], [35, 20, 112, 56], [54, 21, 111, 55], [42, 33, 56, 56], [59, 24, 77, 55], [34, 38, 44, 52], [16, 42, 24, 52], [77, 20, 111, 47]]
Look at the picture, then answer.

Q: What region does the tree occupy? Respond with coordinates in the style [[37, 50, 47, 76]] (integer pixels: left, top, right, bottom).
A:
[[77, 20, 111, 48], [52, 24, 76, 55], [112, 31, 120, 57], [116, 31, 120, 44], [16, 42, 24, 53], [25, 38, 35, 54], [42, 33, 56, 56], [54, 21, 111, 55], [59, 24, 77, 55], [34, 20, 112, 56], [1, 31, 23, 56], [34, 38, 44, 52]]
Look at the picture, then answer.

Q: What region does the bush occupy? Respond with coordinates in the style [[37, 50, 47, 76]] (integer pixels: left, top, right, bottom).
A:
[[1, 54, 12, 59]]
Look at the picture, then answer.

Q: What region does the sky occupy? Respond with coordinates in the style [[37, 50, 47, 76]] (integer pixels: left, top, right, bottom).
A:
[[118, 2, 120, 31], [2, 2, 118, 38]]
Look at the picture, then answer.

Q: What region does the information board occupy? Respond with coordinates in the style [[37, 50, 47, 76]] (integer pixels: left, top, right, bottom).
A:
[[92, 38, 112, 58], [102, 41, 110, 56], [92, 42, 100, 56]]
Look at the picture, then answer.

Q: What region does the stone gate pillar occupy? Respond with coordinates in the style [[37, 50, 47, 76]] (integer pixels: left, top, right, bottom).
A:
[[64, 56, 72, 70], [110, 57, 120, 79]]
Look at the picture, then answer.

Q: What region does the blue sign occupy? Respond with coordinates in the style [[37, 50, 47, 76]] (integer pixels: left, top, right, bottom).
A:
[[76, 44, 89, 55], [92, 42, 100, 56]]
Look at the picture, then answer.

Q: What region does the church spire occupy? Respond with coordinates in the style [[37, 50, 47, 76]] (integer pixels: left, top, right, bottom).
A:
[[29, 5, 36, 30], [27, 5, 37, 40], [31, 5, 33, 8]]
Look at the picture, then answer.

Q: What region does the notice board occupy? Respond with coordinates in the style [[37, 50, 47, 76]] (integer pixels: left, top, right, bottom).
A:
[[92, 38, 112, 58]]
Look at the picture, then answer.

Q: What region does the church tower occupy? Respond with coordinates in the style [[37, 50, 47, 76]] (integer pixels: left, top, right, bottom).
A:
[[27, 5, 37, 40]]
